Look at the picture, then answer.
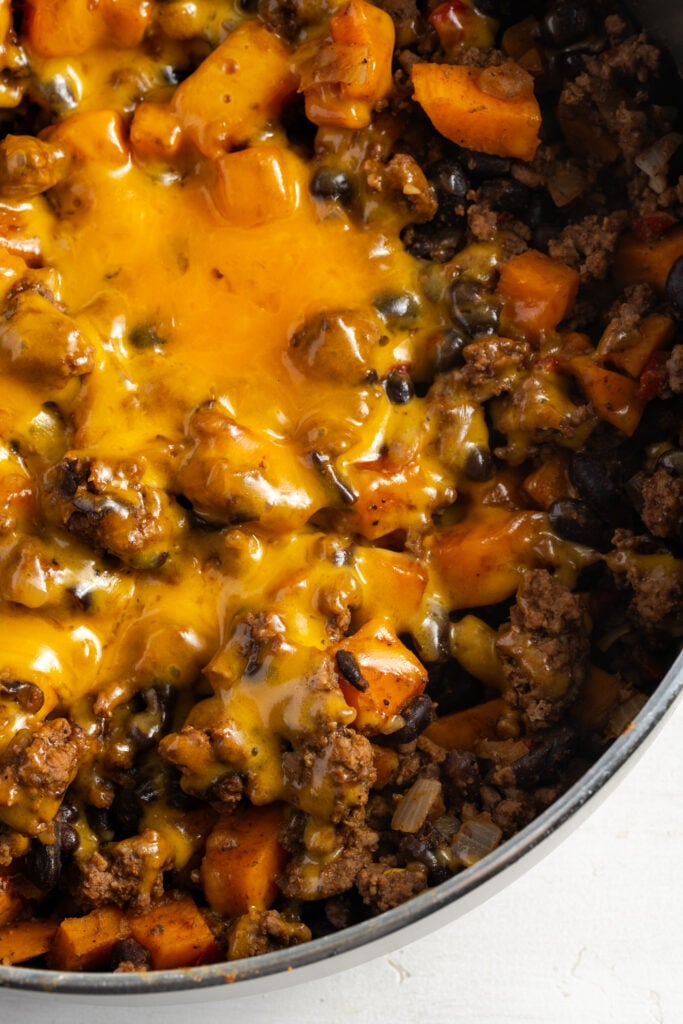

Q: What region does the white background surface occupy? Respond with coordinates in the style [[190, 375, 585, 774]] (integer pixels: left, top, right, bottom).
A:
[[1, 694, 682, 1024]]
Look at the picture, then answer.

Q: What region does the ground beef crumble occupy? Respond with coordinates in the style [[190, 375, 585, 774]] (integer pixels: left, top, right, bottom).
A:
[[496, 570, 590, 730]]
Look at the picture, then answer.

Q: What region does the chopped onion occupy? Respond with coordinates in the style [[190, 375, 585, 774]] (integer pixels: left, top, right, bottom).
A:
[[301, 43, 370, 90], [607, 692, 648, 738], [596, 621, 631, 653], [635, 133, 682, 195], [391, 777, 442, 833], [548, 163, 586, 207], [451, 815, 502, 867]]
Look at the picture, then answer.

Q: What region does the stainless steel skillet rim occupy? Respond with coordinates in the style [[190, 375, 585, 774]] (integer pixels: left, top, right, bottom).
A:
[[1, 649, 681, 997]]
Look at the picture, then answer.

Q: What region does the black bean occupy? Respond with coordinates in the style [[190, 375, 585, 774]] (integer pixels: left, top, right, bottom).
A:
[[86, 806, 113, 835], [464, 446, 494, 482], [460, 149, 510, 178], [129, 684, 176, 748], [553, 48, 588, 81], [531, 221, 558, 253], [24, 837, 61, 891], [478, 178, 531, 216], [665, 256, 683, 317], [373, 291, 422, 327], [569, 452, 622, 521], [56, 801, 79, 823], [401, 223, 463, 263], [390, 694, 435, 744], [427, 327, 468, 374], [310, 166, 354, 205], [425, 662, 486, 715], [129, 324, 165, 349], [56, 822, 80, 856], [311, 450, 358, 505], [509, 727, 576, 790], [443, 749, 481, 802], [540, 0, 594, 48], [335, 650, 369, 692], [527, 190, 557, 231], [111, 788, 141, 836], [473, 0, 499, 16], [110, 938, 151, 971], [430, 158, 470, 201], [0, 680, 44, 713], [398, 833, 439, 872], [656, 448, 683, 476], [385, 369, 414, 405], [548, 497, 606, 548], [450, 279, 499, 336]]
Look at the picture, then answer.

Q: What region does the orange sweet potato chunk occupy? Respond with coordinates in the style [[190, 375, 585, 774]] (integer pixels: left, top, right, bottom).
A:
[[498, 249, 580, 339], [23, 0, 108, 57], [302, 0, 395, 130], [424, 698, 506, 750], [411, 62, 541, 161], [201, 805, 288, 918], [431, 508, 545, 610], [50, 907, 130, 971], [334, 619, 428, 735], [212, 146, 301, 227], [599, 314, 675, 379], [128, 895, 220, 970], [171, 20, 298, 159], [615, 223, 683, 293], [566, 355, 645, 436], [0, 919, 58, 965]]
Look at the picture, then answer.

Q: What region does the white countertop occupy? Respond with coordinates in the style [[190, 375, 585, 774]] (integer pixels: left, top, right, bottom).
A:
[[2, 692, 682, 1023]]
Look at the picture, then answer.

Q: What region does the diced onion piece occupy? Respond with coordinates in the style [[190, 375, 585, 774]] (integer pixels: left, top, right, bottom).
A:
[[606, 693, 648, 738], [451, 814, 502, 867], [391, 777, 442, 833], [635, 133, 682, 195]]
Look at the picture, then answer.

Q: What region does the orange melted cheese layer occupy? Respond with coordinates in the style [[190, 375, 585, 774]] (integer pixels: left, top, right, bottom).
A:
[[0, 27, 455, 839], [0, 14, 590, 849]]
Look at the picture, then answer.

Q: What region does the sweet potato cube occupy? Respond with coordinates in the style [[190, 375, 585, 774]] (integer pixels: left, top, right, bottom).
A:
[[46, 110, 129, 168], [566, 355, 645, 436], [0, 919, 58, 965], [424, 698, 506, 750], [334, 619, 428, 735], [130, 103, 182, 163], [101, 0, 151, 48], [411, 62, 541, 161], [0, 882, 23, 928], [570, 666, 622, 730], [201, 805, 287, 918], [302, 0, 395, 130], [171, 20, 298, 159], [599, 314, 675, 379], [432, 508, 544, 610], [498, 249, 580, 339], [353, 547, 428, 630], [50, 907, 130, 971], [522, 452, 572, 509], [615, 223, 683, 292], [128, 895, 219, 970], [212, 146, 300, 227], [23, 0, 107, 56]]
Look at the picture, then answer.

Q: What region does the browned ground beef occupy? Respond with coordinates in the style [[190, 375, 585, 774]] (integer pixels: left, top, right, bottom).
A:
[[640, 469, 683, 539], [496, 570, 589, 730], [74, 830, 170, 911], [356, 861, 429, 914]]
